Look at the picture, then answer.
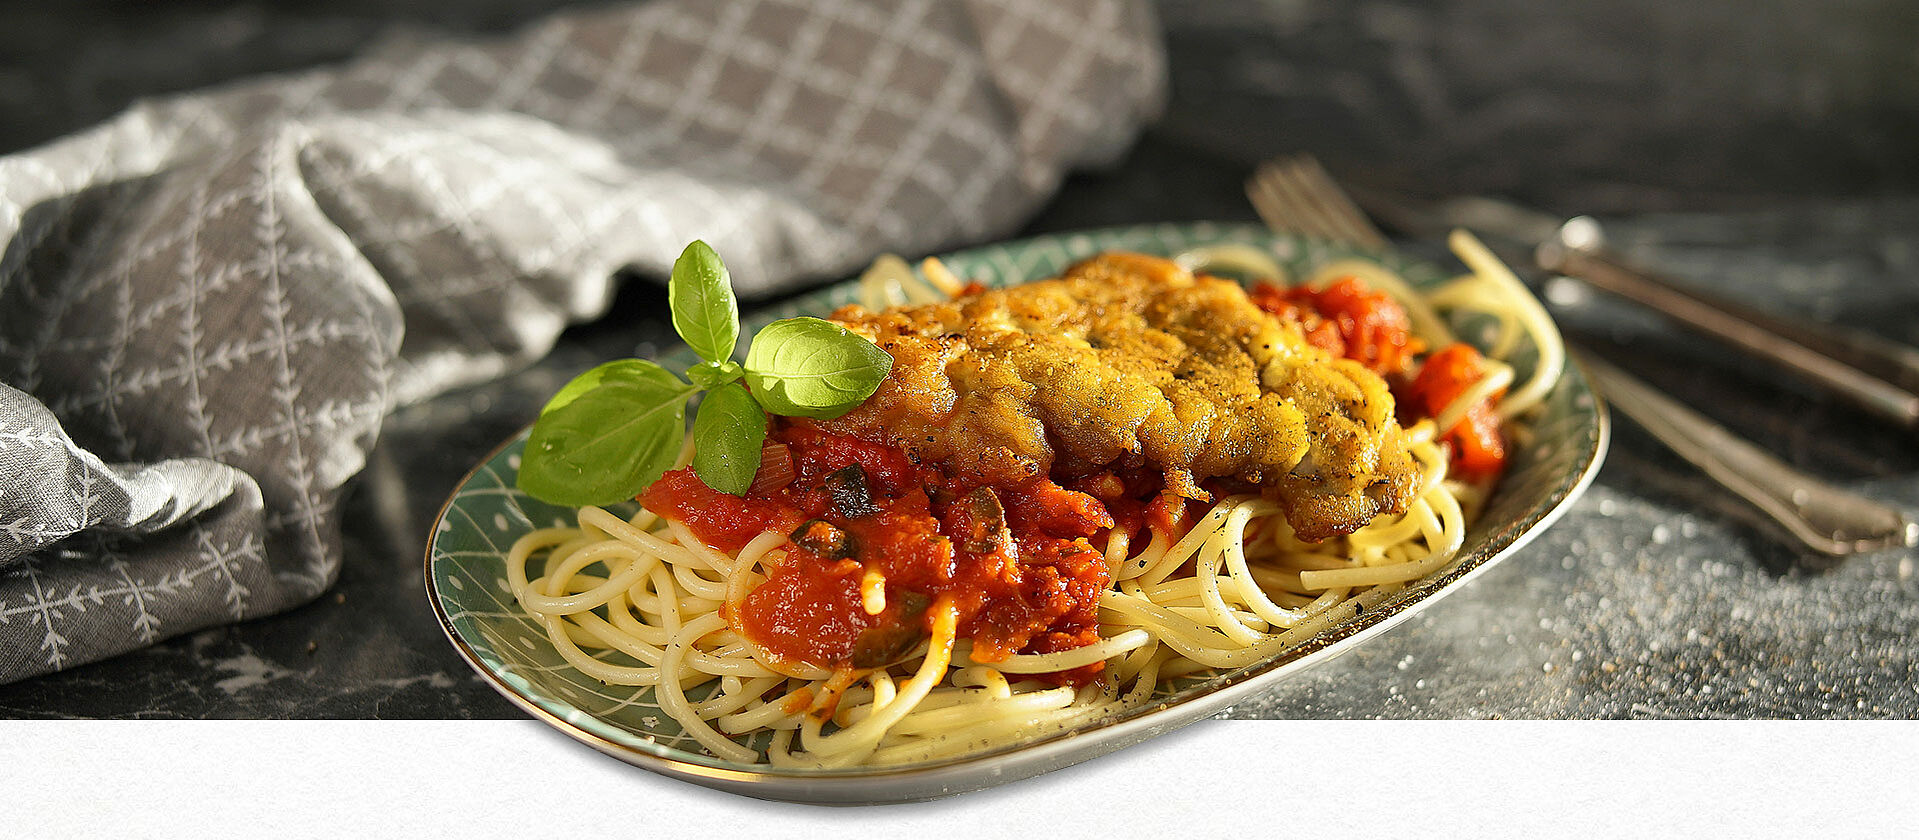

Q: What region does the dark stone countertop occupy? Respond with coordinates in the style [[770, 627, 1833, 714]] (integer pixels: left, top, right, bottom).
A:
[[2, 0, 1917, 719]]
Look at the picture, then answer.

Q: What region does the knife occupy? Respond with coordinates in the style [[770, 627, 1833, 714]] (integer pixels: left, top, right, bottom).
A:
[[1346, 187, 1919, 432]]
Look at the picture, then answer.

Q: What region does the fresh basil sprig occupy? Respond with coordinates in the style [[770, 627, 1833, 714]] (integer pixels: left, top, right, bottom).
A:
[[516, 241, 894, 505]]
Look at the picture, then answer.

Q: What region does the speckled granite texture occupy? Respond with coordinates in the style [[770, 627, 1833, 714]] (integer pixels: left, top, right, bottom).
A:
[[1, 0, 1914, 718]]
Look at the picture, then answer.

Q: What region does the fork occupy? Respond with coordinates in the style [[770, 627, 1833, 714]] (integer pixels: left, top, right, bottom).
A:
[[1245, 155, 1914, 557]]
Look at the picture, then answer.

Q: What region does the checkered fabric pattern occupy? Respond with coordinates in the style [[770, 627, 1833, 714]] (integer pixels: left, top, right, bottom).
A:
[[0, 0, 1165, 683]]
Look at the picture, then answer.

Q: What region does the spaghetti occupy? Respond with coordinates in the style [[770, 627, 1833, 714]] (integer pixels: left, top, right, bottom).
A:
[[505, 232, 1563, 767]]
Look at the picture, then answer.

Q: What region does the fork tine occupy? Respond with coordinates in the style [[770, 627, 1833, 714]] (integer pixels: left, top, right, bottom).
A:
[[1245, 155, 1389, 250], [1248, 164, 1333, 242], [1247, 160, 1321, 238], [1262, 160, 1347, 241], [1245, 163, 1308, 238], [1293, 157, 1389, 249]]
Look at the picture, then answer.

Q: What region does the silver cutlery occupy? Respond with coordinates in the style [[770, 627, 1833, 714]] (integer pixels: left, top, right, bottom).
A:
[[1342, 182, 1919, 431]]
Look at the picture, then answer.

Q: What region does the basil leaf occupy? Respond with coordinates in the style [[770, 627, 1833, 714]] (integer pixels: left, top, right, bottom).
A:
[[669, 240, 740, 365], [517, 376, 696, 507], [540, 359, 687, 417], [744, 317, 893, 419], [686, 359, 744, 391], [691, 385, 767, 495]]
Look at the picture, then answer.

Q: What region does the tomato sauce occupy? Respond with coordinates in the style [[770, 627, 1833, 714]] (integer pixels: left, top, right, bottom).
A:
[[1251, 276, 1422, 376], [640, 469, 801, 553], [1396, 342, 1508, 483], [1065, 467, 1194, 544], [639, 423, 1118, 686]]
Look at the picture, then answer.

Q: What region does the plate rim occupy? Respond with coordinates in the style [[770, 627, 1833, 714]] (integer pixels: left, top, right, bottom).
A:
[[423, 221, 1612, 802]]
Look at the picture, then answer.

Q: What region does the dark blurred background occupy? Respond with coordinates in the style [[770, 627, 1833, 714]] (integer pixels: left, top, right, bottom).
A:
[[6, 0, 1917, 211]]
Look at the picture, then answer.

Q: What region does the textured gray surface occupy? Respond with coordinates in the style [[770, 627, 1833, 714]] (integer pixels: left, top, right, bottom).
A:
[[1155, 0, 1919, 207], [1, 0, 1915, 719]]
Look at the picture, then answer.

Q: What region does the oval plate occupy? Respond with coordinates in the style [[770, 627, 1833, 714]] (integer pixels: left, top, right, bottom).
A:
[[426, 222, 1609, 803]]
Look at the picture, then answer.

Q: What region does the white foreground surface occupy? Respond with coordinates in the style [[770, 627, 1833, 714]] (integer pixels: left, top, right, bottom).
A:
[[6, 718, 1908, 836]]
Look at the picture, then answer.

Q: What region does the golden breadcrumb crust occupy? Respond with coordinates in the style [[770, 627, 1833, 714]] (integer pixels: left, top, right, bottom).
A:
[[815, 252, 1417, 540]]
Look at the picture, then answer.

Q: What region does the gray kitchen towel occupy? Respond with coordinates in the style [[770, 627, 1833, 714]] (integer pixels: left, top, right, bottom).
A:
[[0, 0, 1165, 682]]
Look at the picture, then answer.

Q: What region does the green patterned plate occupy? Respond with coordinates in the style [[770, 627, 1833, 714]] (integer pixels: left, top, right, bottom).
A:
[[425, 222, 1608, 803]]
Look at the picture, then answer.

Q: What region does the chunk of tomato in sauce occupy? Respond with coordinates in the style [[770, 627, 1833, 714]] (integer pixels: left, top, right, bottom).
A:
[[964, 535, 1104, 655], [1397, 342, 1508, 483], [778, 423, 924, 496], [1003, 479, 1114, 538], [639, 468, 801, 553], [1250, 276, 1421, 376], [739, 555, 868, 666]]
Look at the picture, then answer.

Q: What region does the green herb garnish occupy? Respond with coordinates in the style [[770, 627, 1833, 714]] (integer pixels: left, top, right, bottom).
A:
[[517, 241, 893, 505], [668, 240, 740, 367], [689, 383, 768, 496], [744, 317, 896, 419]]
